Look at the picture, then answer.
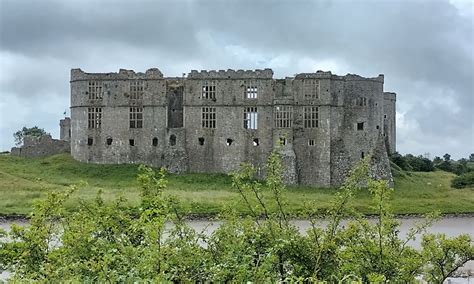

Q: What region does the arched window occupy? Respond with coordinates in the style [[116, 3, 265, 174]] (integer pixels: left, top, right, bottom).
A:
[[152, 137, 158, 146]]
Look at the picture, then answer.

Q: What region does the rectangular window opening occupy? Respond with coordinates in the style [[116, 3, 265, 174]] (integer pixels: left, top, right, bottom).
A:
[[130, 80, 144, 100], [303, 79, 319, 99], [303, 106, 319, 128], [308, 139, 315, 146], [88, 81, 103, 100], [87, 107, 102, 129], [202, 107, 216, 128], [129, 107, 143, 129], [357, 122, 364, 131], [243, 107, 258, 129], [244, 80, 258, 99], [129, 139, 135, 146], [274, 106, 293, 128], [202, 81, 216, 100]]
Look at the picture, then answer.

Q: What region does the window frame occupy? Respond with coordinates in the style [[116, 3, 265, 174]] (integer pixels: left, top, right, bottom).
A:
[[201, 106, 216, 128], [129, 107, 143, 129]]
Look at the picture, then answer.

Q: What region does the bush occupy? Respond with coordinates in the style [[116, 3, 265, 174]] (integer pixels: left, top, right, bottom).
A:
[[1, 153, 472, 282], [390, 153, 434, 172], [451, 171, 474, 189]]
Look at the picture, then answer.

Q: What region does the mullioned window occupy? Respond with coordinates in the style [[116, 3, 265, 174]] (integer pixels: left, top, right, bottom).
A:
[[274, 106, 293, 128]]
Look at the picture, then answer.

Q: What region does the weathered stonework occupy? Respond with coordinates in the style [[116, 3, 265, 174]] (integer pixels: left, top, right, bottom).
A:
[[11, 134, 70, 158], [70, 68, 397, 187]]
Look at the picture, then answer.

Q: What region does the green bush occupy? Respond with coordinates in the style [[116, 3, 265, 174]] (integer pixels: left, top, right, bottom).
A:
[[1, 153, 472, 282], [451, 171, 474, 189], [390, 153, 434, 172]]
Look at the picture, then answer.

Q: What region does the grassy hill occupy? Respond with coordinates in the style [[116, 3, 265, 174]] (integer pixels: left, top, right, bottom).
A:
[[0, 153, 473, 216]]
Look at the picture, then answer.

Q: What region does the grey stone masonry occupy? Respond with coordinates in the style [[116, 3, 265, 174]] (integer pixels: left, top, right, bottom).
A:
[[70, 68, 397, 187], [11, 134, 70, 158]]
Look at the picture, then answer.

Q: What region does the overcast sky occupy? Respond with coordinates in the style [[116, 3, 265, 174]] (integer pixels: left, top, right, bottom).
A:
[[0, 0, 472, 159]]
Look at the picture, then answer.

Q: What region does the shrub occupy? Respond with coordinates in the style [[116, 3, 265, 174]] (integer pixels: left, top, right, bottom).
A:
[[451, 171, 474, 189], [1, 153, 472, 282]]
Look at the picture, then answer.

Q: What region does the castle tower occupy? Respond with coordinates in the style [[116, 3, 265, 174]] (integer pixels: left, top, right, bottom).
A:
[[60, 117, 71, 141]]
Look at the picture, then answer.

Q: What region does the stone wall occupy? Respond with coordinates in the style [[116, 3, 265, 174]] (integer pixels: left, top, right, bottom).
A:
[[11, 134, 70, 158], [69, 68, 396, 187]]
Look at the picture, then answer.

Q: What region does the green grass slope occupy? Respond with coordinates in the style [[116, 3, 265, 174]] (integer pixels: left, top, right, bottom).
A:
[[0, 153, 472, 216]]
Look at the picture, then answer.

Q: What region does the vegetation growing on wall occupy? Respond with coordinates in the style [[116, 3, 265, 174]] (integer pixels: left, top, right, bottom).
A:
[[1, 153, 472, 282], [13, 126, 48, 146]]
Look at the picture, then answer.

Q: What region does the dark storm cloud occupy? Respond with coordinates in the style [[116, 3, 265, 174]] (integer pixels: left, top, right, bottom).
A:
[[0, 0, 472, 158]]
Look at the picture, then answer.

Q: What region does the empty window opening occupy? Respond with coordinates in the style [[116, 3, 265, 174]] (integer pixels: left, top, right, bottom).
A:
[[355, 97, 367, 107], [384, 114, 387, 119], [169, 135, 176, 146], [198, 137, 205, 145], [152, 137, 158, 147], [88, 107, 102, 129], [129, 139, 135, 146], [244, 80, 258, 99], [243, 107, 258, 129], [361, 151, 365, 159], [202, 80, 216, 100], [202, 107, 216, 128], [106, 138, 113, 145], [308, 139, 315, 146], [303, 106, 319, 128], [357, 122, 364, 131], [226, 138, 233, 146], [376, 125, 380, 130], [253, 138, 260, 146], [130, 80, 144, 100], [279, 137, 287, 146], [87, 137, 93, 146], [303, 79, 319, 99], [130, 107, 143, 128], [88, 81, 103, 100], [274, 106, 293, 128]]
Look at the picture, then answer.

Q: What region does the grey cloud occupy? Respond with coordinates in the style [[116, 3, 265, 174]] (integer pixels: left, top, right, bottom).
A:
[[0, 0, 472, 158]]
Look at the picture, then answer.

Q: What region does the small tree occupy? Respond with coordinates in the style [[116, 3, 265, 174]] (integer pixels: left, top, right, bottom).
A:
[[469, 153, 474, 162], [443, 153, 451, 162], [13, 126, 48, 146]]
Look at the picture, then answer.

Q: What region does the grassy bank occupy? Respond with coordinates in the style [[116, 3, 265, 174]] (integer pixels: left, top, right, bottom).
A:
[[0, 153, 473, 216]]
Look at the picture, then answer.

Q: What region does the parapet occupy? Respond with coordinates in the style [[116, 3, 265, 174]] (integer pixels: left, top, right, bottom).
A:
[[70, 68, 164, 81], [294, 70, 333, 79], [344, 73, 384, 83], [383, 92, 397, 101], [187, 68, 274, 79], [60, 117, 71, 126]]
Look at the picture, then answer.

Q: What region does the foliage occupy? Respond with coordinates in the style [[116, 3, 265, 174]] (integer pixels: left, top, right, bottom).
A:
[[13, 126, 48, 146], [451, 171, 474, 189], [1, 153, 473, 282], [389, 152, 434, 172]]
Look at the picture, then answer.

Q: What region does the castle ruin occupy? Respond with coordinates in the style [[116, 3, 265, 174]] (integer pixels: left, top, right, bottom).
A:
[[68, 68, 396, 187]]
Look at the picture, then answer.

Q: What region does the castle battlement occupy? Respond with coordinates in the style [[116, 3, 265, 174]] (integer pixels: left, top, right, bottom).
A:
[[188, 68, 274, 79], [70, 68, 164, 81]]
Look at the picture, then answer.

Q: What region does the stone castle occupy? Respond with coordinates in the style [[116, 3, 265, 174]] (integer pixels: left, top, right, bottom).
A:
[[67, 68, 396, 187]]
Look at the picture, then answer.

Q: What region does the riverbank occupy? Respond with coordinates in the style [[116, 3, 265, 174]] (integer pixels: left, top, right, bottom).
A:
[[0, 153, 473, 216]]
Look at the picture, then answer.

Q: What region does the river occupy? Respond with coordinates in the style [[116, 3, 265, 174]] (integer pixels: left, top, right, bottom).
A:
[[1, 216, 473, 282]]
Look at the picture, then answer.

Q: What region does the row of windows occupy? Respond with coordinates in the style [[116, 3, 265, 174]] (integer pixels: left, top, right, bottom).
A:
[[87, 136, 318, 147], [88, 81, 145, 101], [87, 79, 320, 101], [87, 106, 319, 130], [201, 106, 319, 129]]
